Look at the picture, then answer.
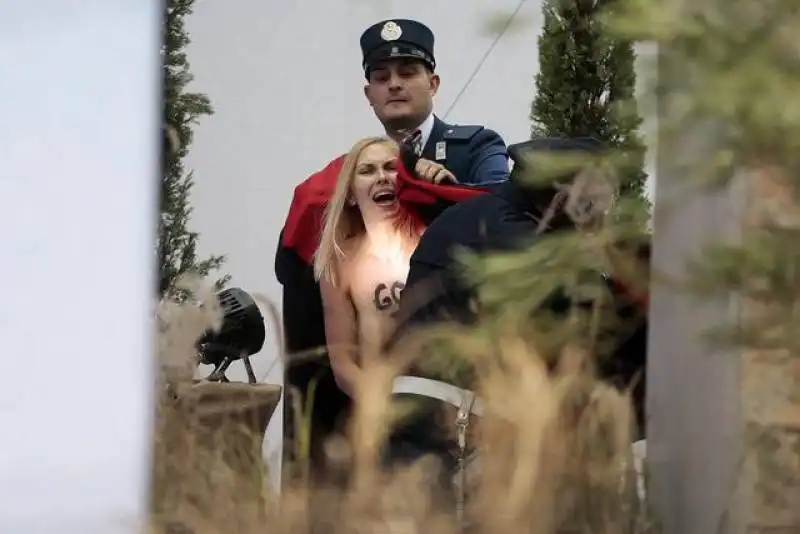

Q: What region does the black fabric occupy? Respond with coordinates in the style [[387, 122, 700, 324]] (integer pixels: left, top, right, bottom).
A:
[[384, 399, 453, 468], [383, 412, 457, 512], [275, 232, 351, 480]]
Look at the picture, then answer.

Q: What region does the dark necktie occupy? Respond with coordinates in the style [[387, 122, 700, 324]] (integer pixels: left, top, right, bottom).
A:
[[411, 129, 423, 156]]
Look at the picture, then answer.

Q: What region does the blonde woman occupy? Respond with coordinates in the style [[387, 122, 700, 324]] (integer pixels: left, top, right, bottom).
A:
[[313, 137, 428, 398]]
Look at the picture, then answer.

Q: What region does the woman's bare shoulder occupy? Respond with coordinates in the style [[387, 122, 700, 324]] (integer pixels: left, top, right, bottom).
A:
[[339, 235, 367, 265], [329, 236, 364, 290]]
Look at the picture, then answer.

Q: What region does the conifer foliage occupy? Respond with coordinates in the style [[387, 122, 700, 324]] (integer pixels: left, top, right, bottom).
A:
[[160, 0, 228, 299], [531, 0, 648, 210]]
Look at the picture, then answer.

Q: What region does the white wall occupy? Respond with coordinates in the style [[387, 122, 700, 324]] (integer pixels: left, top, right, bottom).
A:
[[2, 3, 159, 531], [184, 0, 657, 491]]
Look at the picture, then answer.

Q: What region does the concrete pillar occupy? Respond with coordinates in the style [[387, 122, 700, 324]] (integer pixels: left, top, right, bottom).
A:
[[648, 42, 800, 534]]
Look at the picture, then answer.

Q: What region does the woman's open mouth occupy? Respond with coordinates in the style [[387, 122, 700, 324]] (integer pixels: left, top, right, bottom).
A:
[[371, 189, 397, 207]]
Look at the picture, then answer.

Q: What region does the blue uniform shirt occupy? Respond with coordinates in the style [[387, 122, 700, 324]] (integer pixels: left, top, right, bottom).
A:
[[419, 115, 510, 187]]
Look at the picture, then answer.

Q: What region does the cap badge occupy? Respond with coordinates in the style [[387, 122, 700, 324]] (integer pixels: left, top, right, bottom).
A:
[[380, 21, 402, 41]]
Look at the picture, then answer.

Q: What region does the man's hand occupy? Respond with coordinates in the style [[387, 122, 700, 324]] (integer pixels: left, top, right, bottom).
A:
[[414, 158, 457, 184]]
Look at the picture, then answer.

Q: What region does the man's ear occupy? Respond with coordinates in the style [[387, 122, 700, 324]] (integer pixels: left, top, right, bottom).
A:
[[364, 84, 374, 107], [429, 73, 440, 97]]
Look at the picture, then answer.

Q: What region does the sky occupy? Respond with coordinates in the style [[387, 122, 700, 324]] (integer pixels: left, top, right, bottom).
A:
[[1, 1, 160, 532], [184, 0, 658, 491]]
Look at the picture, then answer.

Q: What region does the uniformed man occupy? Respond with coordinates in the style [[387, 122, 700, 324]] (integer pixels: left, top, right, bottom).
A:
[[360, 18, 509, 187], [275, 18, 509, 487]]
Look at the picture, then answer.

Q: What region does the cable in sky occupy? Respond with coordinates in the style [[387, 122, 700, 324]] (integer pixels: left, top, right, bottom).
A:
[[443, 0, 529, 120]]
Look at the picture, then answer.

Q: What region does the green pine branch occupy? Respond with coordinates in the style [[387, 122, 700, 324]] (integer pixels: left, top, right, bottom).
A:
[[530, 0, 650, 216], [159, 0, 229, 300]]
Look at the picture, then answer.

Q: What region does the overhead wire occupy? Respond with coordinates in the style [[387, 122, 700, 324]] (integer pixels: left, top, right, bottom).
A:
[[442, 0, 530, 120]]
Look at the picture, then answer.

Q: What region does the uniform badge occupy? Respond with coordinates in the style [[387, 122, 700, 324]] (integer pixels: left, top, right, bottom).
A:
[[435, 140, 447, 161], [380, 21, 402, 41]]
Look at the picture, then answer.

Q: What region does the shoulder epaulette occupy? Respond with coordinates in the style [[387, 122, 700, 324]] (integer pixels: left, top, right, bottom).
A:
[[442, 124, 484, 141]]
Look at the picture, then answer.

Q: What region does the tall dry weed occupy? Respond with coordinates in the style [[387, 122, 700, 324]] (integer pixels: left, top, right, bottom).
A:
[[148, 277, 650, 534]]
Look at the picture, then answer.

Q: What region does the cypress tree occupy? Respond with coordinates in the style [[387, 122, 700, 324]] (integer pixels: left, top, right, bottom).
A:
[[160, 0, 229, 299], [531, 0, 649, 215]]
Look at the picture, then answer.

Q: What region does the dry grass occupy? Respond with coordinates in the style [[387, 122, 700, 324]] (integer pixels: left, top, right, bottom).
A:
[[148, 278, 653, 534]]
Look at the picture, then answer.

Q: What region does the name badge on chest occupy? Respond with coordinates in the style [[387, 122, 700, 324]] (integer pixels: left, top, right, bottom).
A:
[[435, 140, 447, 161]]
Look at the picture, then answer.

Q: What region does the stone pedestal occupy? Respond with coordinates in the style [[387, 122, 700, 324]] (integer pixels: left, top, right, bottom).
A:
[[150, 380, 281, 533]]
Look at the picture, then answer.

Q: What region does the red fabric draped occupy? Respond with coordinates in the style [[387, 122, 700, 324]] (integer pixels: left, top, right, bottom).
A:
[[280, 155, 488, 264]]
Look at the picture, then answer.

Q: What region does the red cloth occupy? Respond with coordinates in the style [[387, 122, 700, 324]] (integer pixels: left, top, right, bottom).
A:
[[281, 155, 488, 264]]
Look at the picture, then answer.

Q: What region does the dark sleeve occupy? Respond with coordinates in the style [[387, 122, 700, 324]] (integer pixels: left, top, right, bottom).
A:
[[465, 128, 509, 186], [391, 249, 445, 344], [389, 216, 478, 348], [275, 230, 352, 478], [274, 229, 326, 355]]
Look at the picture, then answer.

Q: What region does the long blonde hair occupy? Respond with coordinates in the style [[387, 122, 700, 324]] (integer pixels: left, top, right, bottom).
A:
[[313, 137, 400, 285]]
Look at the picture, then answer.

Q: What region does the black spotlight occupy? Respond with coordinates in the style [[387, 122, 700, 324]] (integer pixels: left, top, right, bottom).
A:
[[196, 287, 266, 384]]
